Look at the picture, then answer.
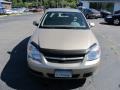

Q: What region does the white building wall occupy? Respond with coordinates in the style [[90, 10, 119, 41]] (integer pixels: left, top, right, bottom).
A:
[[81, 1, 90, 9], [114, 2, 120, 11]]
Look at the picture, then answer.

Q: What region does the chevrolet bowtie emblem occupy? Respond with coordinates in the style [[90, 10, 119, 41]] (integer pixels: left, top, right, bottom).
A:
[[61, 58, 66, 60]]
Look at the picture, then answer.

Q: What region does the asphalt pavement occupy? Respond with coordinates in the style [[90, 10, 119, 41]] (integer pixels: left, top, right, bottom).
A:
[[0, 14, 120, 90]]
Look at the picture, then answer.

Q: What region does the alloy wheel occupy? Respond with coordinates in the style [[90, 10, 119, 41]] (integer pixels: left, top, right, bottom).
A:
[[113, 19, 120, 25]]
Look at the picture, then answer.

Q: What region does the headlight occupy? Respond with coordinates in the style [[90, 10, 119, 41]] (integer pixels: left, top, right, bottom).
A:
[[86, 43, 101, 61], [106, 15, 112, 18], [27, 42, 42, 62]]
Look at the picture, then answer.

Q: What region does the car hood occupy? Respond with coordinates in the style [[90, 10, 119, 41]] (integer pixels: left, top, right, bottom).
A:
[[31, 29, 97, 50]]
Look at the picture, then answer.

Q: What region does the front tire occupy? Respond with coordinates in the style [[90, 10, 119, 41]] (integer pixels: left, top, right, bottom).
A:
[[78, 78, 86, 86], [95, 16, 98, 19]]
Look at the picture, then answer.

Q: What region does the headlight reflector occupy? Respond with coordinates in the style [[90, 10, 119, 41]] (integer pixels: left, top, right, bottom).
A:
[[86, 43, 101, 61], [28, 43, 42, 62]]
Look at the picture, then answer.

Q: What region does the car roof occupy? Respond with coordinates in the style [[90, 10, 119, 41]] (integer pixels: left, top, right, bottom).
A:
[[46, 8, 82, 13]]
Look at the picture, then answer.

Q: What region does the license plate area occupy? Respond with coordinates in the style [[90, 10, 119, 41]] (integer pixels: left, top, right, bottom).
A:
[[55, 69, 72, 78]]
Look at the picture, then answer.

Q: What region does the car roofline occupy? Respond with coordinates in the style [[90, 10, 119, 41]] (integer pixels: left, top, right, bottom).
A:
[[45, 8, 82, 13]]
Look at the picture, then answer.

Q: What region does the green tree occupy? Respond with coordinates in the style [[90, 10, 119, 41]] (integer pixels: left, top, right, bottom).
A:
[[11, 0, 77, 8]]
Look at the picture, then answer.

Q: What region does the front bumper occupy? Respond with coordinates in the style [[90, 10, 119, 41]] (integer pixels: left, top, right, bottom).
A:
[[27, 58, 100, 79], [104, 18, 113, 23]]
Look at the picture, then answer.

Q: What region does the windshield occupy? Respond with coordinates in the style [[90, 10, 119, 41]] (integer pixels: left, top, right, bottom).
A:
[[40, 12, 89, 29]]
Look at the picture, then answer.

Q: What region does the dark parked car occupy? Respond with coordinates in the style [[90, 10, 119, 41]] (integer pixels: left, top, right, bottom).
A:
[[114, 10, 120, 14], [82, 8, 101, 19], [104, 14, 120, 25], [100, 10, 111, 18], [29, 7, 43, 12]]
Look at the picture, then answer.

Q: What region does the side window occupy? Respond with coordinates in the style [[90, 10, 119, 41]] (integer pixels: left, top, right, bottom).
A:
[[83, 9, 87, 13], [83, 9, 90, 14], [87, 9, 91, 13], [83, 9, 87, 15], [89, 10, 93, 14]]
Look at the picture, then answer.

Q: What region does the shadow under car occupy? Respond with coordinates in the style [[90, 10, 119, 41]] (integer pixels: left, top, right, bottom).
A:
[[1, 37, 86, 90]]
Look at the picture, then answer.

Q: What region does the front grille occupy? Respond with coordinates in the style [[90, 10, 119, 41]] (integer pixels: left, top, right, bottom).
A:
[[40, 48, 86, 64], [46, 56, 84, 63]]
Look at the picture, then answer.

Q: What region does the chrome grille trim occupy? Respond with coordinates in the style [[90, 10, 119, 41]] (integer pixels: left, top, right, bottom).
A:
[[45, 56, 84, 61]]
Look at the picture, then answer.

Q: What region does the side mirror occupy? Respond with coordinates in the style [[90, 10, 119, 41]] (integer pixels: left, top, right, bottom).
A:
[[89, 22, 95, 28], [33, 21, 39, 26]]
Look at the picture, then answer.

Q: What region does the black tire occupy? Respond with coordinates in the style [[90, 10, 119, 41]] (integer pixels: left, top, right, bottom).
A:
[[95, 17, 98, 19], [113, 19, 120, 25], [78, 78, 86, 86]]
